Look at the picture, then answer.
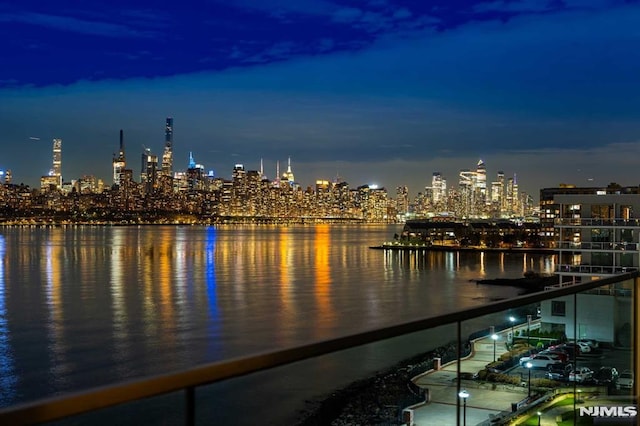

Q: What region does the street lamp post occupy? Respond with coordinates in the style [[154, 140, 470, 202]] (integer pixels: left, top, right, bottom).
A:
[[509, 316, 516, 345], [491, 333, 498, 362], [527, 314, 532, 352], [526, 362, 533, 397], [537, 411, 542, 426], [458, 389, 469, 426]]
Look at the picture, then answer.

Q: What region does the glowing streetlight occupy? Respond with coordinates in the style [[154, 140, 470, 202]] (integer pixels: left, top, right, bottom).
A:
[[491, 333, 499, 362], [537, 411, 542, 426], [526, 362, 533, 397], [458, 389, 470, 426], [509, 315, 516, 344]]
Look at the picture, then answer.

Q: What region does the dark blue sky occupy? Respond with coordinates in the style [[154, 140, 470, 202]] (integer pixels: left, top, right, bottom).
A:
[[2, 0, 640, 198]]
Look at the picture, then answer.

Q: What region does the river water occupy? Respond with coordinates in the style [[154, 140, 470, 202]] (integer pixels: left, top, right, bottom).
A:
[[0, 225, 555, 424]]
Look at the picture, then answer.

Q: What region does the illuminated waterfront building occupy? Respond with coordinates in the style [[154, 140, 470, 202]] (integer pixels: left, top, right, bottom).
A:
[[554, 189, 640, 281]]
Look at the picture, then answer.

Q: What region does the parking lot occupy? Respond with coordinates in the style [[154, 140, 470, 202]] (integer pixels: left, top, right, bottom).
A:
[[508, 346, 634, 395]]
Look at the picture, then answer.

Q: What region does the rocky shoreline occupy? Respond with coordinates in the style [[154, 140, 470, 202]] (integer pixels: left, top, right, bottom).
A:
[[295, 341, 470, 426], [474, 274, 561, 293]]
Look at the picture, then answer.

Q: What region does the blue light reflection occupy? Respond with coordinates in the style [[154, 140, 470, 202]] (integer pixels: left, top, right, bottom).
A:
[[0, 235, 17, 405]]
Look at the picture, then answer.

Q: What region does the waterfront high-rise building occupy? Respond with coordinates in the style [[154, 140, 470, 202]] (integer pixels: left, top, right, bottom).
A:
[[52, 138, 62, 188], [112, 130, 126, 186], [162, 118, 173, 177]]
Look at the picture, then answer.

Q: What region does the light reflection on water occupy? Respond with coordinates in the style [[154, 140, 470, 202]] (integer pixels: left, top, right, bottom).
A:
[[0, 225, 555, 414], [0, 235, 17, 406]]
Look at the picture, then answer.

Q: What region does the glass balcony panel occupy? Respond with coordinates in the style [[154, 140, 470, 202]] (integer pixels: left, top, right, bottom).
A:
[[2, 275, 636, 426]]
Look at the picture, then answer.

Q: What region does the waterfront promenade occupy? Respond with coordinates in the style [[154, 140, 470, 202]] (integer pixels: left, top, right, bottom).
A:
[[409, 327, 531, 425]]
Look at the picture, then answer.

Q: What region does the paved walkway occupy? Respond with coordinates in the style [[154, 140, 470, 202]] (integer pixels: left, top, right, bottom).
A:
[[409, 328, 531, 426]]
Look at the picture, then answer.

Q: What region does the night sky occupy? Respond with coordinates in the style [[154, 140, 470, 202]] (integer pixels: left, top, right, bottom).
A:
[[2, 0, 640, 199]]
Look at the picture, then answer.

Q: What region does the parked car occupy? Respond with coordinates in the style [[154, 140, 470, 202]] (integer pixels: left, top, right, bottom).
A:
[[594, 367, 619, 385], [548, 363, 572, 381], [521, 354, 562, 369], [569, 367, 593, 382], [563, 341, 591, 354], [549, 344, 578, 358], [617, 370, 634, 390], [577, 338, 599, 349], [539, 349, 569, 363]]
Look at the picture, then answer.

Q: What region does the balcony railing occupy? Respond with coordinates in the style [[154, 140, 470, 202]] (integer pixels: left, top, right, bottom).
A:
[[556, 264, 638, 275], [556, 241, 639, 251], [0, 273, 637, 426], [555, 218, 640, 227]]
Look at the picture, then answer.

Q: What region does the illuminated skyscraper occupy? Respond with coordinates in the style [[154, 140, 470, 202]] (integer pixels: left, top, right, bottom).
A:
[[141, 147, 151, 183], [431, 172, 446, 204], [112, 130, 126, 186], [52, 138, 62, 188], [475, 159, 487, 205], [145, 153, 158, 194], [162, 117, 173, 177], [396, 186, 409, 216], [283, 156, 295, 183]]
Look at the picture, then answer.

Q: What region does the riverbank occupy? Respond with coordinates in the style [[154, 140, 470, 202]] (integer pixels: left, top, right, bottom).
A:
[[370, 244, 555, 254], [474, 274, 561, 292], [296, 341, 468, 426]]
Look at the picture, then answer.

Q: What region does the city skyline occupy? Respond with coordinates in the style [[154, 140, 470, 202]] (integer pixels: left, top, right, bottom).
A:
[[2, 1, 640, 196], [21, 128, 525, 197]]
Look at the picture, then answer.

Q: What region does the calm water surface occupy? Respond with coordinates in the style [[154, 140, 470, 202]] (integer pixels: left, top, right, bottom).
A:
[[0, 225, 555, 423]]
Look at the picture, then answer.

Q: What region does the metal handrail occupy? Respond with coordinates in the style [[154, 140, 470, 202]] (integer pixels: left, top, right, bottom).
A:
[[555, 218, 640, 227], [556, 241, 639, 251], [556, 264, 638, 275], [0, 272, 637, 425]]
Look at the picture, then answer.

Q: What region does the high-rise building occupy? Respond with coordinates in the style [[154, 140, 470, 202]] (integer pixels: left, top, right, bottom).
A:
[[162, 117, 173, 177], [283, 156, 295, 184], [431, 172, 446, 205], [141, 147, 151, 183], [396, 186, 409, 216], [145, 151, 158, 194], [112, 130, 126, 186], [475, 159, 487, 206], [52, 138, 62, 188]]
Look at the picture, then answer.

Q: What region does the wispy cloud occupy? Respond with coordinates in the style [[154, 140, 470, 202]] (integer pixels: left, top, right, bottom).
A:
[[207, 0, 338, 16], [0, 11, 157, 38], [473, 0, 561, 13]]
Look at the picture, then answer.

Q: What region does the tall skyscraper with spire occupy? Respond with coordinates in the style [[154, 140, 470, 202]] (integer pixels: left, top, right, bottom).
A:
[[283, 156, 295, 183], [112, 130, 126, 186], [162, 117, 173, 177], [51, 138, 62, 188]]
